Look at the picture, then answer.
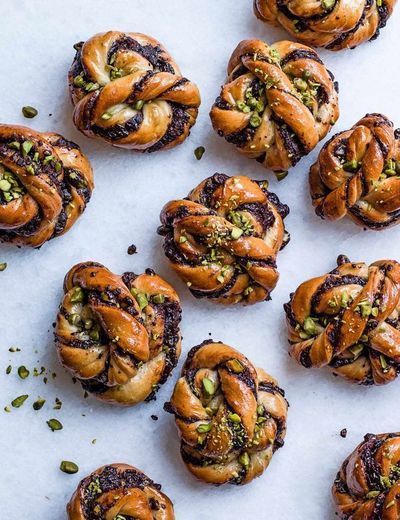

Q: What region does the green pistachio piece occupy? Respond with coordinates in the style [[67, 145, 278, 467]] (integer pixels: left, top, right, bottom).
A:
[[47, 418, 63, 431], [22, 106, 38, 118], [194, 146, 205, 161], [60, 461, 79, 474], [202, 377, 215, 397], [11, 395, 29, 408], [238, 451, 250, 468], [197, 423, 212, 433], [228, 413, 241, 423]]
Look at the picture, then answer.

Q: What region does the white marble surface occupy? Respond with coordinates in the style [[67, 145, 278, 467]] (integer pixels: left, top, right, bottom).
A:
[[1, 1, 400, 518]]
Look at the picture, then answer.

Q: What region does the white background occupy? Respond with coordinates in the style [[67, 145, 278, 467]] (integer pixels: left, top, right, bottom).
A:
[[0, 1, 400, 518]]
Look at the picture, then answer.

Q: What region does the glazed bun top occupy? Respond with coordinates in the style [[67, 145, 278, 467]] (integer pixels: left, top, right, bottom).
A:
[[254, 0, 397, 51], [69, 31, 201, 152], [0, 125, 93, 247], [210, 39, 339, 172]]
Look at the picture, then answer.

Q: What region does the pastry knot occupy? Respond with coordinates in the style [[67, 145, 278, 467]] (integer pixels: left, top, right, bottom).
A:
[[285, 255, 400, 385], [310, 114, 400, 230], [158, 173, 290, 305], [69, 31, 201, 151], [55, 262, 182, 405], [165, 340, 288, 485], [0, 125, 93, 247]]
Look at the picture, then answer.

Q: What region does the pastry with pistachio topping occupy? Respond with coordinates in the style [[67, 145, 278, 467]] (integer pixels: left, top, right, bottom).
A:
[[68, 31, 201, 152], [209, 39, 339, 174], [55, 261, 181, 406], [333, 433, 400, 518], [158, 173, 290, 305], [0, 124, 93, 247], [164, 340, 288, 486], [284, 255, 400, 385], [254, 0, 397, 51], [310, 114, 400, 230], [67, 463, 175, 519]]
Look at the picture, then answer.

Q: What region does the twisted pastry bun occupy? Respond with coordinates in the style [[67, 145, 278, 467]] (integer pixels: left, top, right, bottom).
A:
[[0, 125, 93, 247], [284, 255, 400, 386], [69, 31, 201, 151], [310, 114, 400, 231], [55, 262, 181, 406], [333, 433, 400, 518], [254, 0, 397, 51], [210, 39, 339, 173], [158, 173, 290, 305], [67, 463, 174, 519], [165, 340, 288, 486]]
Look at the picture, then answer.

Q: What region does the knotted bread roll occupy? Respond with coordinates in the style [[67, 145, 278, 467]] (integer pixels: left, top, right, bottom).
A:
[[165, 340, 288, 485], [210, 39, 339, 173], [254, 0, 397, 51], [285, 255, 400, 385], [0, 125, 93, 247], [310, 114, 400, 230], [56, 262, 181, 405], [333, 433, 400, 518], [158, 173, 290, 305], [69, 31, 201, 151], [67, 463, 175, 519]]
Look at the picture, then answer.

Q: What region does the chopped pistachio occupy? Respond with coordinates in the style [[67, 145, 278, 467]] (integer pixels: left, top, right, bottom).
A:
[[11, 395, 29, 408], [275, 171, 288, 181], [101, 112, 112, 120], [54, 397, 62, 410], [366, 490, 380, 499], [303, 317, 318, 336], [194, 146, 205, 161], [179, 235, 187, 243], [231, 227, 243, 240], [238, 451, 250, 468], [227, 359, 244, 373], [73, 74, 85, 87], [17, 366, 29, 379], [47, 418, 63, 431], [70, 286, 85, 303], [6, 365, 11, 375], [9, 141, 20, 150], [349, 344, 364, 359], [55, 161, 62, 173], [0, 179, 11, 191], [197, 423, 212, 433], [134, 100, 145, 110], [152, 293, 165, 304], [0, 262, 7, 272], [380, 355, 388, 371], [257, 405, 265, 416], [249, 113, 262, 128], [60, 461, 79, 474], [22, 140, 33, 156], [228, 413, 241, 423], [4, 406, 11, 413], [26, 165, 35, 175], [321, 0, 336, 9], [33, 398, 46, 410], [22, 106, 38, 118], [202, 377, 215, 397], [343, 159, 359, 172]]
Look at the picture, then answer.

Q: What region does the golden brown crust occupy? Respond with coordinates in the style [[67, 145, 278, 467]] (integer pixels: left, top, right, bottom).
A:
[[158, 173, 290, 305], [0, 125, 93, 247], [209, 39, 339, 172], [310, 113, 400, 230], [284, 255, 400, 385], [55, 262, 182, 406], [165, 340, 288, 486], [68, 31, 201, 151], [254, 0, 397, 51], [333, 433, 400, 519], [67, 463, 175, 519]]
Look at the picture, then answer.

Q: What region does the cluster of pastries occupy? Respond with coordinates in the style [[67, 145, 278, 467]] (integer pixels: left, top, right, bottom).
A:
[[2, 4, 399, 517]]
